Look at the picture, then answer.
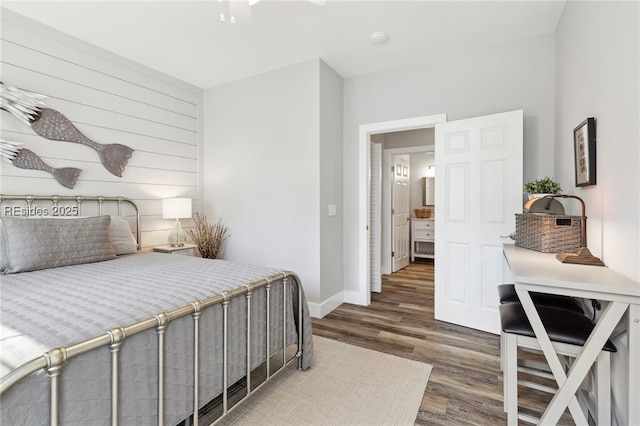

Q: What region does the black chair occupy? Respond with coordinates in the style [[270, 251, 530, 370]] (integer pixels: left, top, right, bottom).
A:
[[497, 283, 585, 374], [498, 283, 584, 314], [500, 302, 616, 425]]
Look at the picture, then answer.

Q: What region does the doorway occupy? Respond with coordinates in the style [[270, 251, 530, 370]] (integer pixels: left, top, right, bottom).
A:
[[379, 146, 435, 278], [358, 110, 523, 336], [356, 114, 447, 306]]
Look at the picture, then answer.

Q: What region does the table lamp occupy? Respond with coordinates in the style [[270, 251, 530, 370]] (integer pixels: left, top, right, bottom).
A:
[[162, 198, 192, 247]]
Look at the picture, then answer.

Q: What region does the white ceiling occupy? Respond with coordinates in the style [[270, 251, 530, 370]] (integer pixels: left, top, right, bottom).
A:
[[2, 0, 567, 89]]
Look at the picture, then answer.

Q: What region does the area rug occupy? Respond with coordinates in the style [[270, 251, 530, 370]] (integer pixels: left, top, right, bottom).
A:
[[219, 335, 432, 425]]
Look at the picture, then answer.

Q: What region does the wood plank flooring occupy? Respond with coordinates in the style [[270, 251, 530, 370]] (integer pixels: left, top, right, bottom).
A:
[[311, 260, 572, 425]]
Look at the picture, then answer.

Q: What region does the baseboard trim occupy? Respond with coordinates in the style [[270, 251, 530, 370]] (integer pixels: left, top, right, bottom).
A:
[[343, 289, 368, 306], [307, 291, 344, 318]]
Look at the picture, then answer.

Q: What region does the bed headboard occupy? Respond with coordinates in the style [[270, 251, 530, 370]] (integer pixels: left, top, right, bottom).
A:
[[0, 195, 141, 249]]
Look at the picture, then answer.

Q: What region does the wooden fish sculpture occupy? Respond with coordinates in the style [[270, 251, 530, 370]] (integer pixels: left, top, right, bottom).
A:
[[0, 83, 134, 177], [1, 140, 82, 189]]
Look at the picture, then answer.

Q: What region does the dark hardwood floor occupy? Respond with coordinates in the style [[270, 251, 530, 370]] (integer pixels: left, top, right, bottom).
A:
[[311, 260, 570, 425]]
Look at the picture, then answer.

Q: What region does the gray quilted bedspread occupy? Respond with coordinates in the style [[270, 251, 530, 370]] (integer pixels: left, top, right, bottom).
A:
[[0, 253, 313, 425]]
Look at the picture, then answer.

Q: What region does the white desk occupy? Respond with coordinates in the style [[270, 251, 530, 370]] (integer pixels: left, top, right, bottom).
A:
[[503, 244, 640, 425]]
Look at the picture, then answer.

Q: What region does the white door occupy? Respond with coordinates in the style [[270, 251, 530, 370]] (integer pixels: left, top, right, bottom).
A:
[[434, 110, 523, 334], [392, 155, 410, 272]]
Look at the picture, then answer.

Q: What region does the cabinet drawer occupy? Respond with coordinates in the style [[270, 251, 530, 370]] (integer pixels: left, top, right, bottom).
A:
[[414, 230, 435, 240], [413, 219, 434, 230]]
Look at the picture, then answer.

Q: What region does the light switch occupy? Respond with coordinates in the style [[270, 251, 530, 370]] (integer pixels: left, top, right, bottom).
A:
[[328, 204, 337, 216]]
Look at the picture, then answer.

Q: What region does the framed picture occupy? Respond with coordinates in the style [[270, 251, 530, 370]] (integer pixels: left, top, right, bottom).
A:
[[573, 117, 596, 187]]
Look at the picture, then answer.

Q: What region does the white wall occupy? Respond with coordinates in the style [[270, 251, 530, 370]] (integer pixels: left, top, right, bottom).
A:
[[342, 33, 556, 294], [202, 59, 343, 314], [554, 1, 639, 280], [554, 2, 639, 423], [319, 60, 344, 308], [0, 10, 202, 248]]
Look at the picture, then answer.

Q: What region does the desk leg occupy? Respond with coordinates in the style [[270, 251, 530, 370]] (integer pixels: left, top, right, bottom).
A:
[[515, 288, 588, 424], [629, 304, 640, 426]]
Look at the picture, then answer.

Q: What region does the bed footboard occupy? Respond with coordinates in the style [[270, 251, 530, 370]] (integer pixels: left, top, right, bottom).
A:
[[0, 271, 307, 426]]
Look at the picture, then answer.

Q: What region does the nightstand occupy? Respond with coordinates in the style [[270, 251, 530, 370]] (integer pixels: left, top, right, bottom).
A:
[[153, 244, 197, 256]]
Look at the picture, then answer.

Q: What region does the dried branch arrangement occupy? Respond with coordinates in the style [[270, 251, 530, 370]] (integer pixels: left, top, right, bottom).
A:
[[186, 213, 229, 259]]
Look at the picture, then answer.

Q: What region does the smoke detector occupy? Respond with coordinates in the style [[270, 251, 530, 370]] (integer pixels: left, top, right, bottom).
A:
[[370, 32, 389, 45]]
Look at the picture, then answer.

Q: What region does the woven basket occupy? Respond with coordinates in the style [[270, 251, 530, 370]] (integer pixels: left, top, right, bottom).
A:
[[414, 208, 432, 218], [514, 213, 581, 253]]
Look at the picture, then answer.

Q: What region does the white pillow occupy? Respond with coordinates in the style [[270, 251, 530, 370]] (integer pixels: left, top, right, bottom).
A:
[[109, 215, 138, 255]]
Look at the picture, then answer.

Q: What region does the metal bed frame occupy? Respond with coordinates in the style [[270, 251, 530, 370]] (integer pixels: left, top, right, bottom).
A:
[[0, 195, 305, 426]]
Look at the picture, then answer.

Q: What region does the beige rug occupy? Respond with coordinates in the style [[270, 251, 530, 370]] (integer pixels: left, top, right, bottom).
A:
[[219, 336, 432, 426]]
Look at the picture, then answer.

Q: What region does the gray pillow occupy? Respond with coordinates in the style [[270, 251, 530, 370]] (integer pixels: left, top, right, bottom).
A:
[[2, 216, 117, 274]]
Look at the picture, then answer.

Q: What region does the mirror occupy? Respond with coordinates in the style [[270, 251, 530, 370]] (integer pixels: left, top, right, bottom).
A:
[[422, 176, 435, 206]]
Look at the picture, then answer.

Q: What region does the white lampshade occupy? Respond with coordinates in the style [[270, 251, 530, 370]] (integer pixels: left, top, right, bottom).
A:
[[162, 198, 192, 220]]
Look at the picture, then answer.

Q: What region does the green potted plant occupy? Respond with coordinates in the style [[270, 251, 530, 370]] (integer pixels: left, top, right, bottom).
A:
[[186, 213, 229, 259], [523, 176, 562, 199]]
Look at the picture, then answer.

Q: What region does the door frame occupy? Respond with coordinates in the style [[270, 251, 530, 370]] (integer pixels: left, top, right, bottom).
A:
[[356, 114, 446, 305]]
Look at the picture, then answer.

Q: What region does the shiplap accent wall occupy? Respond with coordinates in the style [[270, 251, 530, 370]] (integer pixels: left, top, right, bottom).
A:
[[0, 10, 202, 249]]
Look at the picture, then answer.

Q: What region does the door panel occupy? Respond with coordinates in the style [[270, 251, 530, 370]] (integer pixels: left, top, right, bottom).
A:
[[392, 155, 410, 272], [445, 242, 468, 302], [482, 160, 507, 223], [435, 110, 523, 334], [446, 164, 468, 222]]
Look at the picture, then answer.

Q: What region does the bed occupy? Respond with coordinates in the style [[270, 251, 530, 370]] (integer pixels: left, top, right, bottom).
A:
[[0, 195, 313, 425]]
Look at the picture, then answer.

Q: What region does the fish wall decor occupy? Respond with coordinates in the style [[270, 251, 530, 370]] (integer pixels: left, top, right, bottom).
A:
[[0, 82, 134, 177], [1, 140, 82, 189]]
